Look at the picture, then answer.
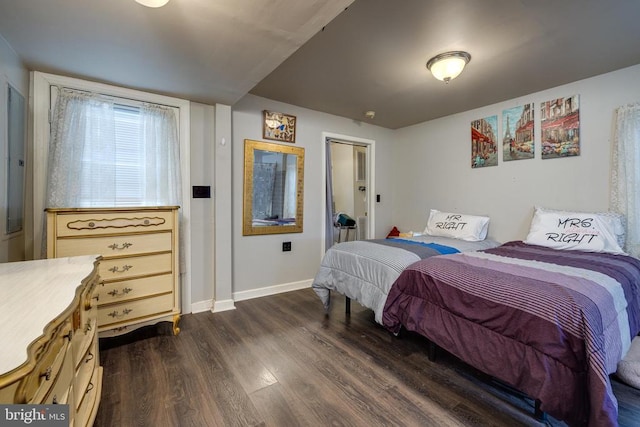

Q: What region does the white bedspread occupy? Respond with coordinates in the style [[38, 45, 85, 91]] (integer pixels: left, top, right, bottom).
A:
[[311, 235, 499, 324]]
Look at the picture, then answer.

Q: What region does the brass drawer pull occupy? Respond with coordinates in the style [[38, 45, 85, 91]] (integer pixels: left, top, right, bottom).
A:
[[108, 308, 133, 318], [108, 242, 133, 250], [85, 293, 98, 310], [107, 287, 133, 297], [85, 352, 94, 363], [41, 367, 52, 381], [63, 329, 73, 341], [84, 321, 92, 334], [108, 265, 132, 273], [52, 395, 58, 404], [86, 382, 94, 393]]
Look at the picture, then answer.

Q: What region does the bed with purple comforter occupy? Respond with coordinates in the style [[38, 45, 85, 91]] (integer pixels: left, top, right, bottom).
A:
[[383, 241, 640, 426]]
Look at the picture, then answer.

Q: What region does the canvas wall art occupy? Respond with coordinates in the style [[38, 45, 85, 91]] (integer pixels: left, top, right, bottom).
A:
[[502, 104, 534, 161], [471, 115, 498, 168], [540, 95, 580, 159]]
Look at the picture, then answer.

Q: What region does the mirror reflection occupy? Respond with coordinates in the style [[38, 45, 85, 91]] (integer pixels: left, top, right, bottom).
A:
[[243, 139, 304, 235]]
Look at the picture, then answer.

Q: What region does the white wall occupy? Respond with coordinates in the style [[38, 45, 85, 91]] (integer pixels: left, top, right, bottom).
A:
[[0, 34, 28, 262], [392, 64, 640, 243], [189, 102, 215, 308], [0, 35, 27, 91], [230, 94, 395, 298]]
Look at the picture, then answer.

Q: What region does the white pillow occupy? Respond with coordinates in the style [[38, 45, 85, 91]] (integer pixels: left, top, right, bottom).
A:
[[424, 209, 490, 242], [524, 207, 625, 254]]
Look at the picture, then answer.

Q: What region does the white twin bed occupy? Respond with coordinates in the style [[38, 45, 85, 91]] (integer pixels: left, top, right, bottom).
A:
[[312, 210, 498, 324]]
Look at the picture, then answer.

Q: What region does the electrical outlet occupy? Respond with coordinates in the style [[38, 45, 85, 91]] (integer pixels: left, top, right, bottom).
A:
[[282, 241, 292, 252]]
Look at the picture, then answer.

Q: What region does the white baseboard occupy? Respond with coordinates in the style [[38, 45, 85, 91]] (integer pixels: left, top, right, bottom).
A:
[[190, 299, 213, 314], [212, 298, 236, 313], [233, 279, 313, 302], [191, 298, 236, 313], [190, 279, 312, 314]]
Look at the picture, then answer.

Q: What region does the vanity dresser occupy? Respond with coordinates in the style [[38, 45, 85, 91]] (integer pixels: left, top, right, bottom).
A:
[[0, 255, 102, 426], [46, 207, 180, 337]]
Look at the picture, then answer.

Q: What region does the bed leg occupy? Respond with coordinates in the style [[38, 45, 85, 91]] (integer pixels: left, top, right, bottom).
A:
[[345, 296, 351, 315], [534, 399, 547, 422], [428, 340, 437, 362]]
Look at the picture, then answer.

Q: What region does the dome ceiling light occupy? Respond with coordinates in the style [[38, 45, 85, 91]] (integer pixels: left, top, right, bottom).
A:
[[135, 0, 170, 8], [426, 51, 471, 83]]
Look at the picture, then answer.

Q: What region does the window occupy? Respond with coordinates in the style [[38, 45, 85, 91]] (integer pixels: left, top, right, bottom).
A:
[[78, 104, 145, 206], [47, 88, 181, 208]]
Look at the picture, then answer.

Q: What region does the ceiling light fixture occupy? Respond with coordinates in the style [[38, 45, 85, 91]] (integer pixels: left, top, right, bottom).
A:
[[426, 51, 471, 83], [135, 0, 170, 8]]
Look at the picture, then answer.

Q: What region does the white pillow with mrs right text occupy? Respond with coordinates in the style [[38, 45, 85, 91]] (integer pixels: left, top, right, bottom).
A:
[[524, 207, 625, 254]]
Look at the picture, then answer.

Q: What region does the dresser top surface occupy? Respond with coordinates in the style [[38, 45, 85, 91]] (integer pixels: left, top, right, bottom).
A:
[[0, 255, 100, 374]]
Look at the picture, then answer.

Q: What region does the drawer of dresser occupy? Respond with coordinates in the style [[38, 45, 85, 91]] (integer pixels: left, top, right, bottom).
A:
[[19, 317, 73, 404], [0, 382, 19, 403], [72, 317, 97, 368], [98, 293, 174, 327], [41, 345, 74, 405], [97, 274, 173, 304], [98, 253, 172, 281], [55, 231, 172, 258], [55, 210, 174, 237], [28, 336, 70, 404], [74, 338, 98, 409], [76, 366, 102, 427]]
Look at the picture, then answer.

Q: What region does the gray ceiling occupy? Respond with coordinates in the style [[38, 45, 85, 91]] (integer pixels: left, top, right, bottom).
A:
[[1, 0, 640, 129]]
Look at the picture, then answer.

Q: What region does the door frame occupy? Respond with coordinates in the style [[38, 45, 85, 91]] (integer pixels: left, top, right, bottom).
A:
[[321, 131, 375, 255]]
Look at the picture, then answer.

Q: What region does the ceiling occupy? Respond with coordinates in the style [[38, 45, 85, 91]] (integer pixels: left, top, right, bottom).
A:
[[1, 0, 640, 129]]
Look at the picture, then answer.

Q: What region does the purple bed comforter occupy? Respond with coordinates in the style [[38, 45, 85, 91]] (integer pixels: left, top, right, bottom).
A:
[[383, 241, 640, 426]]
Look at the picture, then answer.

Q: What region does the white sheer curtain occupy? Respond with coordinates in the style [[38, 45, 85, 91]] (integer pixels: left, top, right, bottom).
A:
[[46, 88, 182, 208], [47, 88, 116, 207], [610, 102, 640, 257], [140, 102, 182, 206]]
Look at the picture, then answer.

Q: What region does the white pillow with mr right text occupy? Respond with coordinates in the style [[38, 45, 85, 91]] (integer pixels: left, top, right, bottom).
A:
[[524, 207, 625, 254], [424, 209, 490, 242]]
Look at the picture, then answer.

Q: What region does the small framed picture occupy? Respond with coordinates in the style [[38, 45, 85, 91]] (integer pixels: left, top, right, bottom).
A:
[[263, 110, 296, 143]]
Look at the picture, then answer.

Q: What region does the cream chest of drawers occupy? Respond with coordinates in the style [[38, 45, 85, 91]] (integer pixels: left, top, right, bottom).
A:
[[46, 207, 180, 337], [0, 256, 102, 427]]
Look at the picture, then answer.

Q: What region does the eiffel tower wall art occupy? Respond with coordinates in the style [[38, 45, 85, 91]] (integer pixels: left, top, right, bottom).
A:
[[502, 104, 535, 162]]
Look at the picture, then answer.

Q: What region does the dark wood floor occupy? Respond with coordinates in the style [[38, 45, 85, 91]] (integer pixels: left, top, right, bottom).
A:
[[94, 288, 640, 427]]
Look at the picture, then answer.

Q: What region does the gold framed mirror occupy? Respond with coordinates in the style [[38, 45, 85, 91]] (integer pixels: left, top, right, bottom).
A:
[[243, 139, 304, 235]]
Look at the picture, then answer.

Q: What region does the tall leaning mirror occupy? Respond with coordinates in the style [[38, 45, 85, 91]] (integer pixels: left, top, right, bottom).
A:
[[243, 139, 304, 235]]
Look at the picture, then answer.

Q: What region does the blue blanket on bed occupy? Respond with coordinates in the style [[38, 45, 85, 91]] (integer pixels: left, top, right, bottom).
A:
[[370, 238, 460, 258]]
